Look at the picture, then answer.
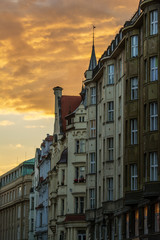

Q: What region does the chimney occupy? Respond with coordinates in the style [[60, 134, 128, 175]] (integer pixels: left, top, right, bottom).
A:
[[53, 86, 63, 135]]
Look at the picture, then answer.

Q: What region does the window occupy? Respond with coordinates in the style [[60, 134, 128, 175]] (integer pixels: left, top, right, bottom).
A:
[[75, 197, 84, 213], [90, 120, 96, 138], [108, 138, 114, 161], [150, 102, 158, 131], [131, 119, 138, 144], [23, 204, 25, 217], [108, 65, 114, 84], [77, 230, 86, 240], [131, 164, 138, 190], [155, 203, 159, 232], [75, 166, 85, 181], [150, 10, 158, 35], [90, 189, 95, 209], [107, 178, 113, 201], [135, 210, 139, 237], [119, 58, 122, 78], [126, 214, 129, 239], [90, 153, 95, 173], [18, 186, 22, 197], [144, 206, 148, 234], [61, 169, 65, 185], [144, 153, 147, 182], [61, 199, 64, 215], [150, 56, 158, 81], [79, 116, 85, 122], [131, 77, 138, 100], [145, 60, 147, 82], [17, 205, 21, 219], [144, 104, 147, 130], [31, 218, 34, 232], [40, 212, 42, 226], [31, 197, 34, 210], [60, 231, 65, 240], [108, 101, 114, 122], [131, 35, 138, 57], [24, 185, 26, 195], [150, 152, 158, 181], [90, 87, 96, 104], [76, 139, 86, 153]]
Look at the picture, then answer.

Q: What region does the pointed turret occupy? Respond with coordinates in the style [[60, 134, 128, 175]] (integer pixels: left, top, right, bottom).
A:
[[88, 25, 97, 70], [84, 26, 97, 81]]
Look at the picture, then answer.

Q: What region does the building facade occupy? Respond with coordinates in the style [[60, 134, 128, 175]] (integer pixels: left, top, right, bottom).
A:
[[0, 159, 34, 240]]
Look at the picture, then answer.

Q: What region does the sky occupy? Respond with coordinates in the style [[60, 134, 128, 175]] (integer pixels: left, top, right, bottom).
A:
[[0, 0, 139, 175]]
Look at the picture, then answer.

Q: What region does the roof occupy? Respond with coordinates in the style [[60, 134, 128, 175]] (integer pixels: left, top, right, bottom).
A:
[[88, 44, 97, 70], [58, 148, 68, 164], [60, 95, 81, 132], [45, 134, 53, 142]]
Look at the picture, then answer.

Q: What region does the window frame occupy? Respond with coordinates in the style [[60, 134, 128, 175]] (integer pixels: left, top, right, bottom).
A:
[[90, 87, 96, 105], [131, 119, 138, 144], [150, 56, 158, 81], [150, 152, 158, 181], [131, 35, 138, 58], [150, 102, 158, 131], [131, 77, 138, 100], [108, 101, 114, 122], [107, 178, 113, 201], [108, 64, 114, 84], [131, 164, 138, 190], [150, 10, 158, 35], [90, 120, 96, 138]]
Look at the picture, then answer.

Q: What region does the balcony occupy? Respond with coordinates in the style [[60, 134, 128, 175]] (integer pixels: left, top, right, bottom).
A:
[[49, 219, 56, 234], [143, 182, 160, 199], [125, 190, 142, 206]]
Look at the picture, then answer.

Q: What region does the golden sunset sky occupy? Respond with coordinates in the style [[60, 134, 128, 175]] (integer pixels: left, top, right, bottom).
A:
[[0, 0, 139, 175]]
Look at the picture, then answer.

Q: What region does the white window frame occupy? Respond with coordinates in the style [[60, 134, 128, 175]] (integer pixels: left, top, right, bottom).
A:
[[90, 152, 95, 173], [108, 101, 114, 122], [90, 120, 96, 138], [150, 152, 158, 181], [108, 65, 114, 84], [131, 164, 138, 190], [90, 87, 96, 104], [131, 77, 138, 100], [90, 189, 95, 209], [76, 139, 86, 153], [131, 35, 138, 57], [150, 56, 158, 81], [107, 178, 113, 201], [150, 102, 158, 131], [150, 10, 158, 35], [131, 119, 138, 144], [108, 138, 114, 161]]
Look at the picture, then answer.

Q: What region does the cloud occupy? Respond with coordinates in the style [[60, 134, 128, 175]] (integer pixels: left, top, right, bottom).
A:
[[9, 143, 24, 148], [25, 125, 46, 128], [0, 0, 139, 116], [0, 120, 15, 126]]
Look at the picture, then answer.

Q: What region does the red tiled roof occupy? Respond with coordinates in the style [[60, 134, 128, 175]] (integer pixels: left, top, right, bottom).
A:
[[45, 135, 53, 141], [61, 95, 81, 132], [65, 214, 85, 222]]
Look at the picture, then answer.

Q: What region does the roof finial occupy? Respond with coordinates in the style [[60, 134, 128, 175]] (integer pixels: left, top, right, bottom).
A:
[[93, 25, 96, 46]]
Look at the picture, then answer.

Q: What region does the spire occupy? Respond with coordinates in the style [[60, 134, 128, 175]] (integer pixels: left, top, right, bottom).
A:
[[88, 25, 97, 71]]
